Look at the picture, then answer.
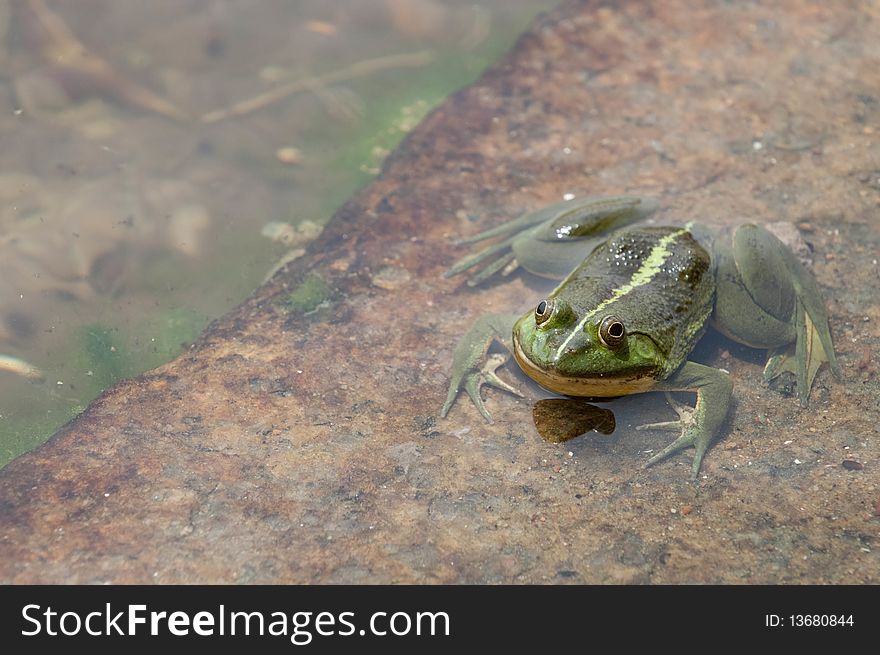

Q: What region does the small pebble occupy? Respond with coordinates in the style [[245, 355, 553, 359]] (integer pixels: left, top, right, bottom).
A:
[[371, 266, 411, 290], [841, 460, 864, 471], [275, 146, 302, 165], [855, 348, 874, 377], [304, 20, 337, 36]]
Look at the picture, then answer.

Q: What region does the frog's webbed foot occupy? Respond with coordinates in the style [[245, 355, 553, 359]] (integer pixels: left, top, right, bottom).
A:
[[440, 313, 522, 422], [442, 352, 523, 422], [445, 196, 657, 286], [762, 299, 842, 406], [637, 393, 707, 479], [479, 353, 523, 397], [637, 362, 733, 480], [712, 224, 840, 407]]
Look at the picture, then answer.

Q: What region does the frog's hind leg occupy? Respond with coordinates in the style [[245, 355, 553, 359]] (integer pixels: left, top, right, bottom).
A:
[[445, 196, 657, 285], [443, 202, 562, 281], [712, 224, 840, 406]]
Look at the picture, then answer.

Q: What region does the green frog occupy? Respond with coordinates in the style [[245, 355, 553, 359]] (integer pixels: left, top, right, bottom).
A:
[[440, 196, 840, 479]]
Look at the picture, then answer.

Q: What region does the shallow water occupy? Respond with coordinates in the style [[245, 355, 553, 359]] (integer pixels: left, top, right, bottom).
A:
[[0, 0, 557, 466]]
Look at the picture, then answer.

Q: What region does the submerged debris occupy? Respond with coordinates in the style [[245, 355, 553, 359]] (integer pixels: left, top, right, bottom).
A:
[[0, 354, 43, 381], [371, 266, 411, 290], [15, 0, 188, 120], [261, 221, 324, 283], [532, 398, 616, 444], [200, 50, 434, 124]]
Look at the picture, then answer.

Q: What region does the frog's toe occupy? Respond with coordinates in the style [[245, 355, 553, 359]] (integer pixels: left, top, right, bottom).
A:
[[635, 393, 692, 431], [636, 420, 681, 432], [644, 431, 709, 481], [762, 346, 793, 384], [441, 374, 495, 422], [442, 353, 523, 423], [762, 301, 839, 406], [465, 253, 517, 287], [467, 353, 525, 422], [481, 353, 524, 396], [464, 376, 494, 423], [690, 441, 709, 480], [644, 432, 696, 468], [439, 387, 460, 419], [444, 234, 520, 284]]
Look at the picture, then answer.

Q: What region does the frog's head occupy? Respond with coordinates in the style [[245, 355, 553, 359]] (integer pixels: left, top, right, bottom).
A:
[[512, 297, 665, 397]]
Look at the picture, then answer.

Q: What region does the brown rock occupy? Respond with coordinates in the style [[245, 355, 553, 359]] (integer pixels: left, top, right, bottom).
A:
[[1, 0, 879, 584]]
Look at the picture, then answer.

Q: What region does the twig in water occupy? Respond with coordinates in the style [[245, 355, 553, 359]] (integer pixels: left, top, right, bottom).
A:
[[200, 50, 435, 124]]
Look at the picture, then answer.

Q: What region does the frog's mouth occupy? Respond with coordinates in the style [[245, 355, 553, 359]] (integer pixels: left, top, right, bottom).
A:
[[512, 331, 657, 397]]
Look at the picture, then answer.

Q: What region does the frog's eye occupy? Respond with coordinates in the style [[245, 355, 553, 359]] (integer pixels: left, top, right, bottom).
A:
[[598, 315, 626, 348], [535, 299, 554, 325]]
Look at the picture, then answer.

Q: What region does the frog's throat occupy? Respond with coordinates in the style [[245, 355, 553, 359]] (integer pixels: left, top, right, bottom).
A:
[[512, 333, 657, 397]]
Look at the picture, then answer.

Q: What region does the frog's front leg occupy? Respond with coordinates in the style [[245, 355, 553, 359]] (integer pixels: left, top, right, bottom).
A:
[[637, 361, 733, 480], [440, 313, 522, 422]]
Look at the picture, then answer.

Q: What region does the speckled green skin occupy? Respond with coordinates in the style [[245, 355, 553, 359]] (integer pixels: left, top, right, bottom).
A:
[[441, 196, 840, 479], [512, 226, 713, 386]]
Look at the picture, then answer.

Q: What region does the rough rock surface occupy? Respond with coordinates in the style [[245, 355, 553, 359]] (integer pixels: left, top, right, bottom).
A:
[[1, 0, 878, 583]]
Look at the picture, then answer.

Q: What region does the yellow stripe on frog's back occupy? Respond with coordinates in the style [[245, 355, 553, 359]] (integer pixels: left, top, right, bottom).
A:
[[554, 224, 693, 359]]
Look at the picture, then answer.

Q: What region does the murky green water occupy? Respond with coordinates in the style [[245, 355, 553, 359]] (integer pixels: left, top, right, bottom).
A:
[[0, 0, 558, 467]]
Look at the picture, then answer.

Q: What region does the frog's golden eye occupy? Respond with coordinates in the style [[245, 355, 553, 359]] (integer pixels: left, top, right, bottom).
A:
[[599, 315, 626, 348], [535, 299, 553, 325]]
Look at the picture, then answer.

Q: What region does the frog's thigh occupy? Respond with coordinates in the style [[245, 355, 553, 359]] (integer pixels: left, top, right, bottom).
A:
[[510, 196, 657, 279], [511, 237, 596, 279], [712, 225, 796, 349]]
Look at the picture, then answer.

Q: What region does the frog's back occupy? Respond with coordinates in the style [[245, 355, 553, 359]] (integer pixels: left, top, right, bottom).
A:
[[557, 226, 715, 374]]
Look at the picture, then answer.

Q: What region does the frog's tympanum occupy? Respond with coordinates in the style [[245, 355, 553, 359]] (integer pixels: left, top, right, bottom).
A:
[[441, 196, 840, 479]]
